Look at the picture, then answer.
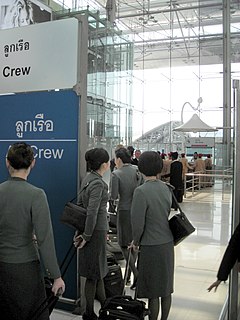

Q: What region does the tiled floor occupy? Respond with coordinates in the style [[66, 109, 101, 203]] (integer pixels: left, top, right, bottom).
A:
[[51, 181, 232, 320]]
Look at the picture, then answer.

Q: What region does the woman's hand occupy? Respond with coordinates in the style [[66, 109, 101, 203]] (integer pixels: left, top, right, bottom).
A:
[[52, 277, 65, 296], [128, 240, 139, 252], [73, 234, 86, 249], [207, 279, 222, 292]]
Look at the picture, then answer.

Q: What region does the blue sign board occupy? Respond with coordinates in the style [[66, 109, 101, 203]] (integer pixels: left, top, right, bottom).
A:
[[0, 90, 79, 300]]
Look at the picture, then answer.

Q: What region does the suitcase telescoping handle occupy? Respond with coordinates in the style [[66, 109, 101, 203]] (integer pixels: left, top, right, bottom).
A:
[[122, 246, 139, 298], [28, 244, 76, 320], [123, 246, 132, 289]]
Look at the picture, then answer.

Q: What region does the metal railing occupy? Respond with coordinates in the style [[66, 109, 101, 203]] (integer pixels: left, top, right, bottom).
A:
[[184, 168, 232, 200]]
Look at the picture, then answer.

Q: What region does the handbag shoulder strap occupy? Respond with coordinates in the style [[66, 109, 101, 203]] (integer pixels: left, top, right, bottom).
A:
[[71, 176, 104, 203], [69, 181, 91, 203]]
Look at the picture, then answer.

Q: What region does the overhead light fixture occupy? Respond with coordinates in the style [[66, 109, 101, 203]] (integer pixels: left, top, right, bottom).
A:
[[180, 97, 203, 123]]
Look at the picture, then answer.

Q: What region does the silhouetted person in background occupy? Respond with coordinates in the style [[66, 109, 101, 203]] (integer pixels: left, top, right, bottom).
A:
[[208, 223, 240, 292], [163, 151, 183, 209]]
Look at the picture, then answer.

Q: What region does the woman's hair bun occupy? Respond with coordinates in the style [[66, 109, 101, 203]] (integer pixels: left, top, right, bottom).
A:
[[85, 148, 109, 171]]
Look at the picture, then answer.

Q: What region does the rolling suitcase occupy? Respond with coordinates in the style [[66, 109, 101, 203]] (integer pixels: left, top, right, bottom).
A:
[[107, 234, 124, 261], [99, 248, 149, 320], [28, 243, 76, 320], [106, 251, 118, 266], [104, 264, 124, 298]]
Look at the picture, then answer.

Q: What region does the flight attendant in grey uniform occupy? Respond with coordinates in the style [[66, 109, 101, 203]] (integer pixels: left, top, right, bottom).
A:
[[131, 151, 174, 320], [109, 147, 142, 287], [0, 142, 65, 320], [74, 148, 110, 320]]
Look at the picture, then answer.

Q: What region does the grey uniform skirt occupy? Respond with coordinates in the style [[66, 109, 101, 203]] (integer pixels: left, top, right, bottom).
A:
[[78, 230, 108, 280], [117, 209, 133, 247], [0, 260, 49, 320], [137, 242, 174, 299]]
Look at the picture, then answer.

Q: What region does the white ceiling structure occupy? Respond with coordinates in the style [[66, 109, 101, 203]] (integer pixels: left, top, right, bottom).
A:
[[52, 0, 240, 70], [79, 0, 240, 70], [48, 0, 238, 149]]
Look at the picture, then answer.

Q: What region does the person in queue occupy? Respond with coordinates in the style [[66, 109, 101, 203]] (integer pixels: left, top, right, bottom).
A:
[[163, 151, 183, 209], [131, 151, 174, 320], [0, 142, 65, 320], [109, 147, 142, 288], [73, 148, 110, 320]]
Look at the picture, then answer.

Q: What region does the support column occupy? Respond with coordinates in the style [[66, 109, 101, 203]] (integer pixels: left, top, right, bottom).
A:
[[228, 80, 240, 319], [222, 0, 231, 168]]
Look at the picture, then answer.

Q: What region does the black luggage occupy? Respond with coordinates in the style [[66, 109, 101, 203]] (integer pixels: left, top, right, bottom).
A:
[[106, 251, 118, 266], [99, 308, 144, 319], [104, 264, 124, 298], [99, 295, 148, 320], [107, 241, 124, 260], [107, 234, 124, 261], [28, 244, 76, 320], [108, 212, 117, 229], [99, 248, 149, 320]]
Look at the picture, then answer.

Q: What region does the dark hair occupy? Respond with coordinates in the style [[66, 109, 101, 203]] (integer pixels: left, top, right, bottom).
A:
[[7, 142, 34, 169], [138, 151, 163, 176], [127, 146, 134, 157], [171, 151, 178, 160], [115, 147, 131, 164], [85, 148, 109, 171]]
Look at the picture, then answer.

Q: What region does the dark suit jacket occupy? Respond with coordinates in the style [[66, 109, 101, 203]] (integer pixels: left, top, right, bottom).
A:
[[165, 160, 183, 190], [217, 223, 240, 281]]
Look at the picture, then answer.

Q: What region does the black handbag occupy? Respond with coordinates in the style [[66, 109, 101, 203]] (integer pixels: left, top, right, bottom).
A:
[[167, 184, 195, 246], [60, 182, 90, 232]]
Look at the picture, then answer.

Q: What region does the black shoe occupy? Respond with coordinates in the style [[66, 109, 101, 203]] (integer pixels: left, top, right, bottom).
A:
[[82, 312, 98, 320]]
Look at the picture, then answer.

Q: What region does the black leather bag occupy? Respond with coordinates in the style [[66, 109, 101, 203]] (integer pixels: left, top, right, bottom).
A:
[[169, 211, 195, 246], [167, 184, 195, 245], [99, 296, 148, 320], [60, 182, 90, 232], [60, 202, 87, 233]]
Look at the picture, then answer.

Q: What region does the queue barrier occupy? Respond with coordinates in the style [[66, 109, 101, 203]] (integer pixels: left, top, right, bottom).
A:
[[184, 169, 232, 200]]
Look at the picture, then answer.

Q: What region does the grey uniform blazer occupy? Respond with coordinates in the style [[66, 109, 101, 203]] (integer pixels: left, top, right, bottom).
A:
[[79, 171, 109, 241], [110, 164, 142, 211]]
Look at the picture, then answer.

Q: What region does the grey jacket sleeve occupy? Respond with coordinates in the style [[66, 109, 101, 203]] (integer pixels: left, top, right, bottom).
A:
[[217, 223, 240, 281], [32, 189, 61, 279], [131, 187, 147, 246], [83, 180, 104, 241], [109, 172, 119, 200]]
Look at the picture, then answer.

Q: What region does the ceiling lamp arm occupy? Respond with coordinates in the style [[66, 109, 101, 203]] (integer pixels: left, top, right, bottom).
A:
[[181, 97, 203, 123]]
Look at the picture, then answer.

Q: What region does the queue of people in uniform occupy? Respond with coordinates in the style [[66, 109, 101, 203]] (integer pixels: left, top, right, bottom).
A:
[[0, 142, 221, 320], [160, 151, 213, 190]]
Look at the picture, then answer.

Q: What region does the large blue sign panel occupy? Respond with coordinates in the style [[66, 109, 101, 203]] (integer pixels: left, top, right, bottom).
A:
[[0, 90, 79, 300]]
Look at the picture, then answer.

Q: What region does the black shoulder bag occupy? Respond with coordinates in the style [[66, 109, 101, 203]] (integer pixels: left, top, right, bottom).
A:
[[60, 181, 91, 233], [167, 183, 195, 246]]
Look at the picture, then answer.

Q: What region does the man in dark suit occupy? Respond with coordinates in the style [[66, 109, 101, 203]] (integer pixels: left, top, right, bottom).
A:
[[164, 151, 183, 210]]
